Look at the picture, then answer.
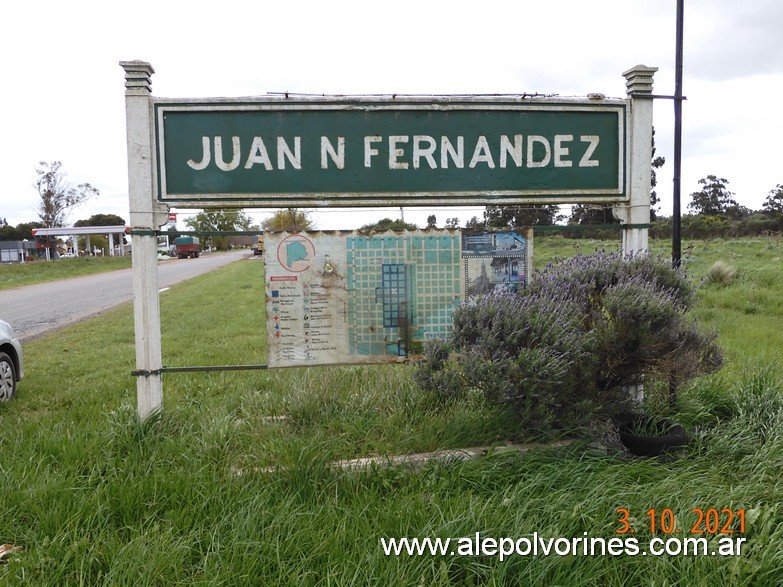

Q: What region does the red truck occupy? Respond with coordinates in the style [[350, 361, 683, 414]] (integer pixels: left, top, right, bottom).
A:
[[174, 236, 200, 259]]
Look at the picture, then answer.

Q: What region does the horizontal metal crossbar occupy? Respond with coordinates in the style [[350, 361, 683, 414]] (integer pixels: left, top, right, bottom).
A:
[[533, 223, 650, 232], [132, 364, 269, 377], [131, 224, 650, 237], [129, 229, 262, 237]]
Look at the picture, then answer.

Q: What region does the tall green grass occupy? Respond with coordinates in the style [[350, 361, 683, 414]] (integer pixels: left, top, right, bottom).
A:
[[0, 256, 132, 290], [0, 238, 781, 585]]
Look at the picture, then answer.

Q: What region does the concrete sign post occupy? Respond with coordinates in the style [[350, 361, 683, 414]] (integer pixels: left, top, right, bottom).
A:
[[121, 60, 654, 420], [614, 65, 657, 255], [121, 61, 169, 421]]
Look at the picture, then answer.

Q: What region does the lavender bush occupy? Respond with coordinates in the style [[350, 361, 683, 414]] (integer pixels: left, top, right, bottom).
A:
[[415, 252, 723, 432]]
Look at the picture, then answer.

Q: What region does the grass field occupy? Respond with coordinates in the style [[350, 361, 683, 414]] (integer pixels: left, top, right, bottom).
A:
[[0, 236, 781, 585], [0, 256, 132, 291]]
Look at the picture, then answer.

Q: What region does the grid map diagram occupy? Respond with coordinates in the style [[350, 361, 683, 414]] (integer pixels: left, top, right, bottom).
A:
[[346, 233, 462, 358]]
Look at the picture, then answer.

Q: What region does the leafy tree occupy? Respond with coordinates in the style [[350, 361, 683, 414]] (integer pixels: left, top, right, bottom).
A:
[[9, 221, 43, 241], [358, 217, 418, 232], [426, 214, 437, 229], [688, 175, 738, 216], [650, 128, 665, 220], [444, 217, 461, 229], [0, 221, 19, 241], [484, 204, 563, 227], [261, 208, 314, 232], [724, 204, 752, 222], [762, 184, 783, 216], [185, 208, 253, 250], [465, 215, 485, 229], [569, 204, 618, 225], [74, 213, 126, 227], [34, 161, 99, 228]]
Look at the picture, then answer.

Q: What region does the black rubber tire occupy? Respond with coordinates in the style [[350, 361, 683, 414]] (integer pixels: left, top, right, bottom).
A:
[[614, 413, 689, 457], [0, 351, 17, 402]]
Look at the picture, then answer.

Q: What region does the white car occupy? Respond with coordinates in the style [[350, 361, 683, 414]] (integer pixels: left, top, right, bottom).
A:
[[0, 319, 23, 401]]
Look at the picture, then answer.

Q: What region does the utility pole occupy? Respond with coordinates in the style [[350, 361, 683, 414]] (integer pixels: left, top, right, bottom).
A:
[[672, 0, 684, 268]]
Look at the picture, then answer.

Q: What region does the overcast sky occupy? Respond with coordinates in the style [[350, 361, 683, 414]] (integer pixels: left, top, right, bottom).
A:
[[1, 0, 781, 231]]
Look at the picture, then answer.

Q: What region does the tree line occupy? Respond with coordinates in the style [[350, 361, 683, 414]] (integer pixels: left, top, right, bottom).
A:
[[455, 176, 783, 240], [5, 161, 781, 248]]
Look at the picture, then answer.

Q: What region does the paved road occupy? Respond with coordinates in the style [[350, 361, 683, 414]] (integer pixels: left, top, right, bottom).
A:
[[0, 250, 248, 341]]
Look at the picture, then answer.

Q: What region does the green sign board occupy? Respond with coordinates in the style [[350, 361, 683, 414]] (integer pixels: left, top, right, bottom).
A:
[[154, 98, 626, 207]]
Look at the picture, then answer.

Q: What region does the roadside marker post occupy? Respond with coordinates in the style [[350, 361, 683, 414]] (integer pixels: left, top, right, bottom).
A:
[[121, 61, 168, 421]]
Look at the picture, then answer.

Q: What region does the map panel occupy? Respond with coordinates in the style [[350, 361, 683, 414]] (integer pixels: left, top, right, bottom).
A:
[[346, 232, 462, 359], [265, 229, 530, 368]]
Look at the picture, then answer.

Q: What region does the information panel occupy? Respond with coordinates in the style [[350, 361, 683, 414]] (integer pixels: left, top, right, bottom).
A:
[[265, 229, 531, 368], [156, 98, 626, 207], [463, 229, 532, 296]]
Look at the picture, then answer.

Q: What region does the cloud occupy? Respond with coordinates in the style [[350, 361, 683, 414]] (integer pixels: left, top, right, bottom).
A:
[[686, 0, 783, 81]]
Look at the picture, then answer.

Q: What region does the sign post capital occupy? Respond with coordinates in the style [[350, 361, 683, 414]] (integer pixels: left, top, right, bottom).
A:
[[623, 65, 659, 96], [615, 65, 657, 255], [120, 60, 155, 96], [121, 59, 164, 421]]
